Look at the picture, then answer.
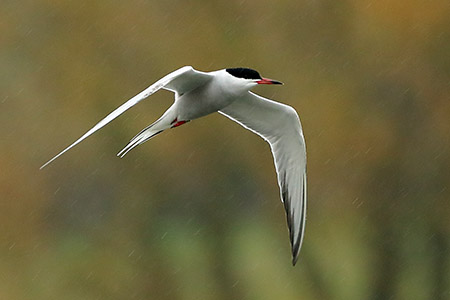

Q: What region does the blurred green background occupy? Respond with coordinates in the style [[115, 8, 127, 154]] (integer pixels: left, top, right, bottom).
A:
[[1, 0, 450, 299]]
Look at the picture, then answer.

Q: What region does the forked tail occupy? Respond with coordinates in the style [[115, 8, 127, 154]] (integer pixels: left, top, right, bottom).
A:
[[117, 106, 187, 158]]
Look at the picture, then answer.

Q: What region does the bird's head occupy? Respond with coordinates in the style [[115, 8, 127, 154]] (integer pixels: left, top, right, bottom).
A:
[[224, 67, 283, 93]]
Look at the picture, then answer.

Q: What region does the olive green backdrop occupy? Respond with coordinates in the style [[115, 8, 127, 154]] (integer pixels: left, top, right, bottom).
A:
[[1, 1, 449, 299]]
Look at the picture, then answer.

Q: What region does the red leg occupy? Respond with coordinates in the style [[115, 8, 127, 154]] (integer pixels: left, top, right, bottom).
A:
[[171, 118, 189, 128]]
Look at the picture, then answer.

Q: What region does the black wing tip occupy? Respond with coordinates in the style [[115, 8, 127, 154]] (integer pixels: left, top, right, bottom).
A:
[[281, 172, 306, 266], [289, 202, 304, 266], [291, 237, 302, 266]]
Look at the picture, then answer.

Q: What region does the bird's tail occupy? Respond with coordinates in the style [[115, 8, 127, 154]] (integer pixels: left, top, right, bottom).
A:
[[117, 106, 177, 158]]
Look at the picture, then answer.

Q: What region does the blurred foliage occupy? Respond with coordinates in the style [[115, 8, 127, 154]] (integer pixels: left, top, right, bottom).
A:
[[1, 0, 450, 299]]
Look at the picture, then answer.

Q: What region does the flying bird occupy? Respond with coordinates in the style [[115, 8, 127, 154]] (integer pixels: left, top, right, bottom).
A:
[[41, 66, 307, 265]]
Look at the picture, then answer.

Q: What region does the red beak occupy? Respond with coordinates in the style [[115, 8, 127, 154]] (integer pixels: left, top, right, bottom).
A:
[[256, 78, 283, 85]]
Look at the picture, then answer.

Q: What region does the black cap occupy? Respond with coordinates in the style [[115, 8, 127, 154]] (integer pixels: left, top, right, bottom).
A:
[[225, 68, 262, 80]]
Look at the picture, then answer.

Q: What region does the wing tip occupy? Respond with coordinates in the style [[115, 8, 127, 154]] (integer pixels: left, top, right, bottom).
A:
[[281, 171, 307, 266], [39, 150, 67, 170], [291, 235, 302, 266], [292, 252, 300, 266], [39, 162, 50, 170]]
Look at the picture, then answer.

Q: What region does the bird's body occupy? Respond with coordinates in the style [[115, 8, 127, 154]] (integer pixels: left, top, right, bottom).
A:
[[166, 70, 234, 120], [41, 66, 307, 265]]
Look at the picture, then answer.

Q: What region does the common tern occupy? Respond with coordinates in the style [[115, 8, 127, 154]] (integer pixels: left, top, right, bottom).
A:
[[41, 66, 307, 265]]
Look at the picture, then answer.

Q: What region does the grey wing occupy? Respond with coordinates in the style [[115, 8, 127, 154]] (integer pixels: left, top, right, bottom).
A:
[[219, 92, 307, 265], [41, 66, 213, 169], [163, 67, 212, 95]]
